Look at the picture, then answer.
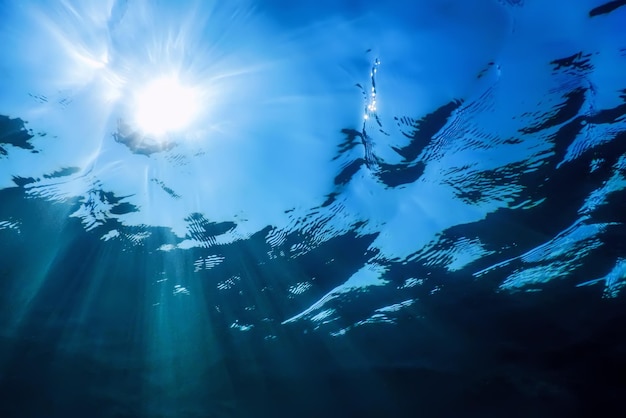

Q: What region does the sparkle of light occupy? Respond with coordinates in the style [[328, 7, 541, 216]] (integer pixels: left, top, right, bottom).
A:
[[133, 76, 200, 136]]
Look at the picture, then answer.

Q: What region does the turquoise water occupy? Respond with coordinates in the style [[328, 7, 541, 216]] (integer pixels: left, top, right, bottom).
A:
[[1, 1, 625, 416]]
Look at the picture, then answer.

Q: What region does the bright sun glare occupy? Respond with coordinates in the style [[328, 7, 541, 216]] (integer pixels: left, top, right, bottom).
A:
[[133, 76, 200, 136]]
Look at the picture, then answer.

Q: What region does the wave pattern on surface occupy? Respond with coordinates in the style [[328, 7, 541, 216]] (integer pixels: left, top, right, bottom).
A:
[[0, 0, 625, 371]]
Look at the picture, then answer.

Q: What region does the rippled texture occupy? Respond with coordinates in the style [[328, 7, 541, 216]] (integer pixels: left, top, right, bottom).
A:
[[1, 0, 625, 417]]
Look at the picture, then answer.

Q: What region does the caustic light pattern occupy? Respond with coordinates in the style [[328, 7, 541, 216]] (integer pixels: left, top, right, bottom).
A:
[[1, 0, 626, 416]]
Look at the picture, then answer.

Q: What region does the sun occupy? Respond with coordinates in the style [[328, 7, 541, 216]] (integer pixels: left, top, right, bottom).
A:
[[133, 76, 200, 137]]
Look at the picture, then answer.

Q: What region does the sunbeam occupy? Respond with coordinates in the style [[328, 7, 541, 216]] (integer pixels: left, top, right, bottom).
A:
[[3, 0, 626, 416], [133, 75, 201, 137]]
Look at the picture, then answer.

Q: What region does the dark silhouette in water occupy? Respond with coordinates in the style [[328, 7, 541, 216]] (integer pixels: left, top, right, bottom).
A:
[[589, 0, 626, 17]]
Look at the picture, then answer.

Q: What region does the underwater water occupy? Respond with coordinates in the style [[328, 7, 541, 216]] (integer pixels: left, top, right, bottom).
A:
[[1, 0, 626, 416]]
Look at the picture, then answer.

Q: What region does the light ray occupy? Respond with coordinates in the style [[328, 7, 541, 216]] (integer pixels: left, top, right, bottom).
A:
[[133, 75, 201, 137]]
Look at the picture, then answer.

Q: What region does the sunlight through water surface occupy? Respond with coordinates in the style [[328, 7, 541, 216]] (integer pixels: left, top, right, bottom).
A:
[[1, 0, 626, 416], [132, 75, 201, 137]]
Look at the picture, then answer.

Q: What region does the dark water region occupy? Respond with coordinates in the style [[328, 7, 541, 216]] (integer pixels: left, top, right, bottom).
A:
[[1, 0, 626, 417], [0, 116, 35, 155], [0, 193, 624, 417], [589, 0, 626, 16]]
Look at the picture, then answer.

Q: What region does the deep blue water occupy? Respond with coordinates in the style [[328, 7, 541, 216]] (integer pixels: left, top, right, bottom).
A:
[[1, 0, 626, 417]]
